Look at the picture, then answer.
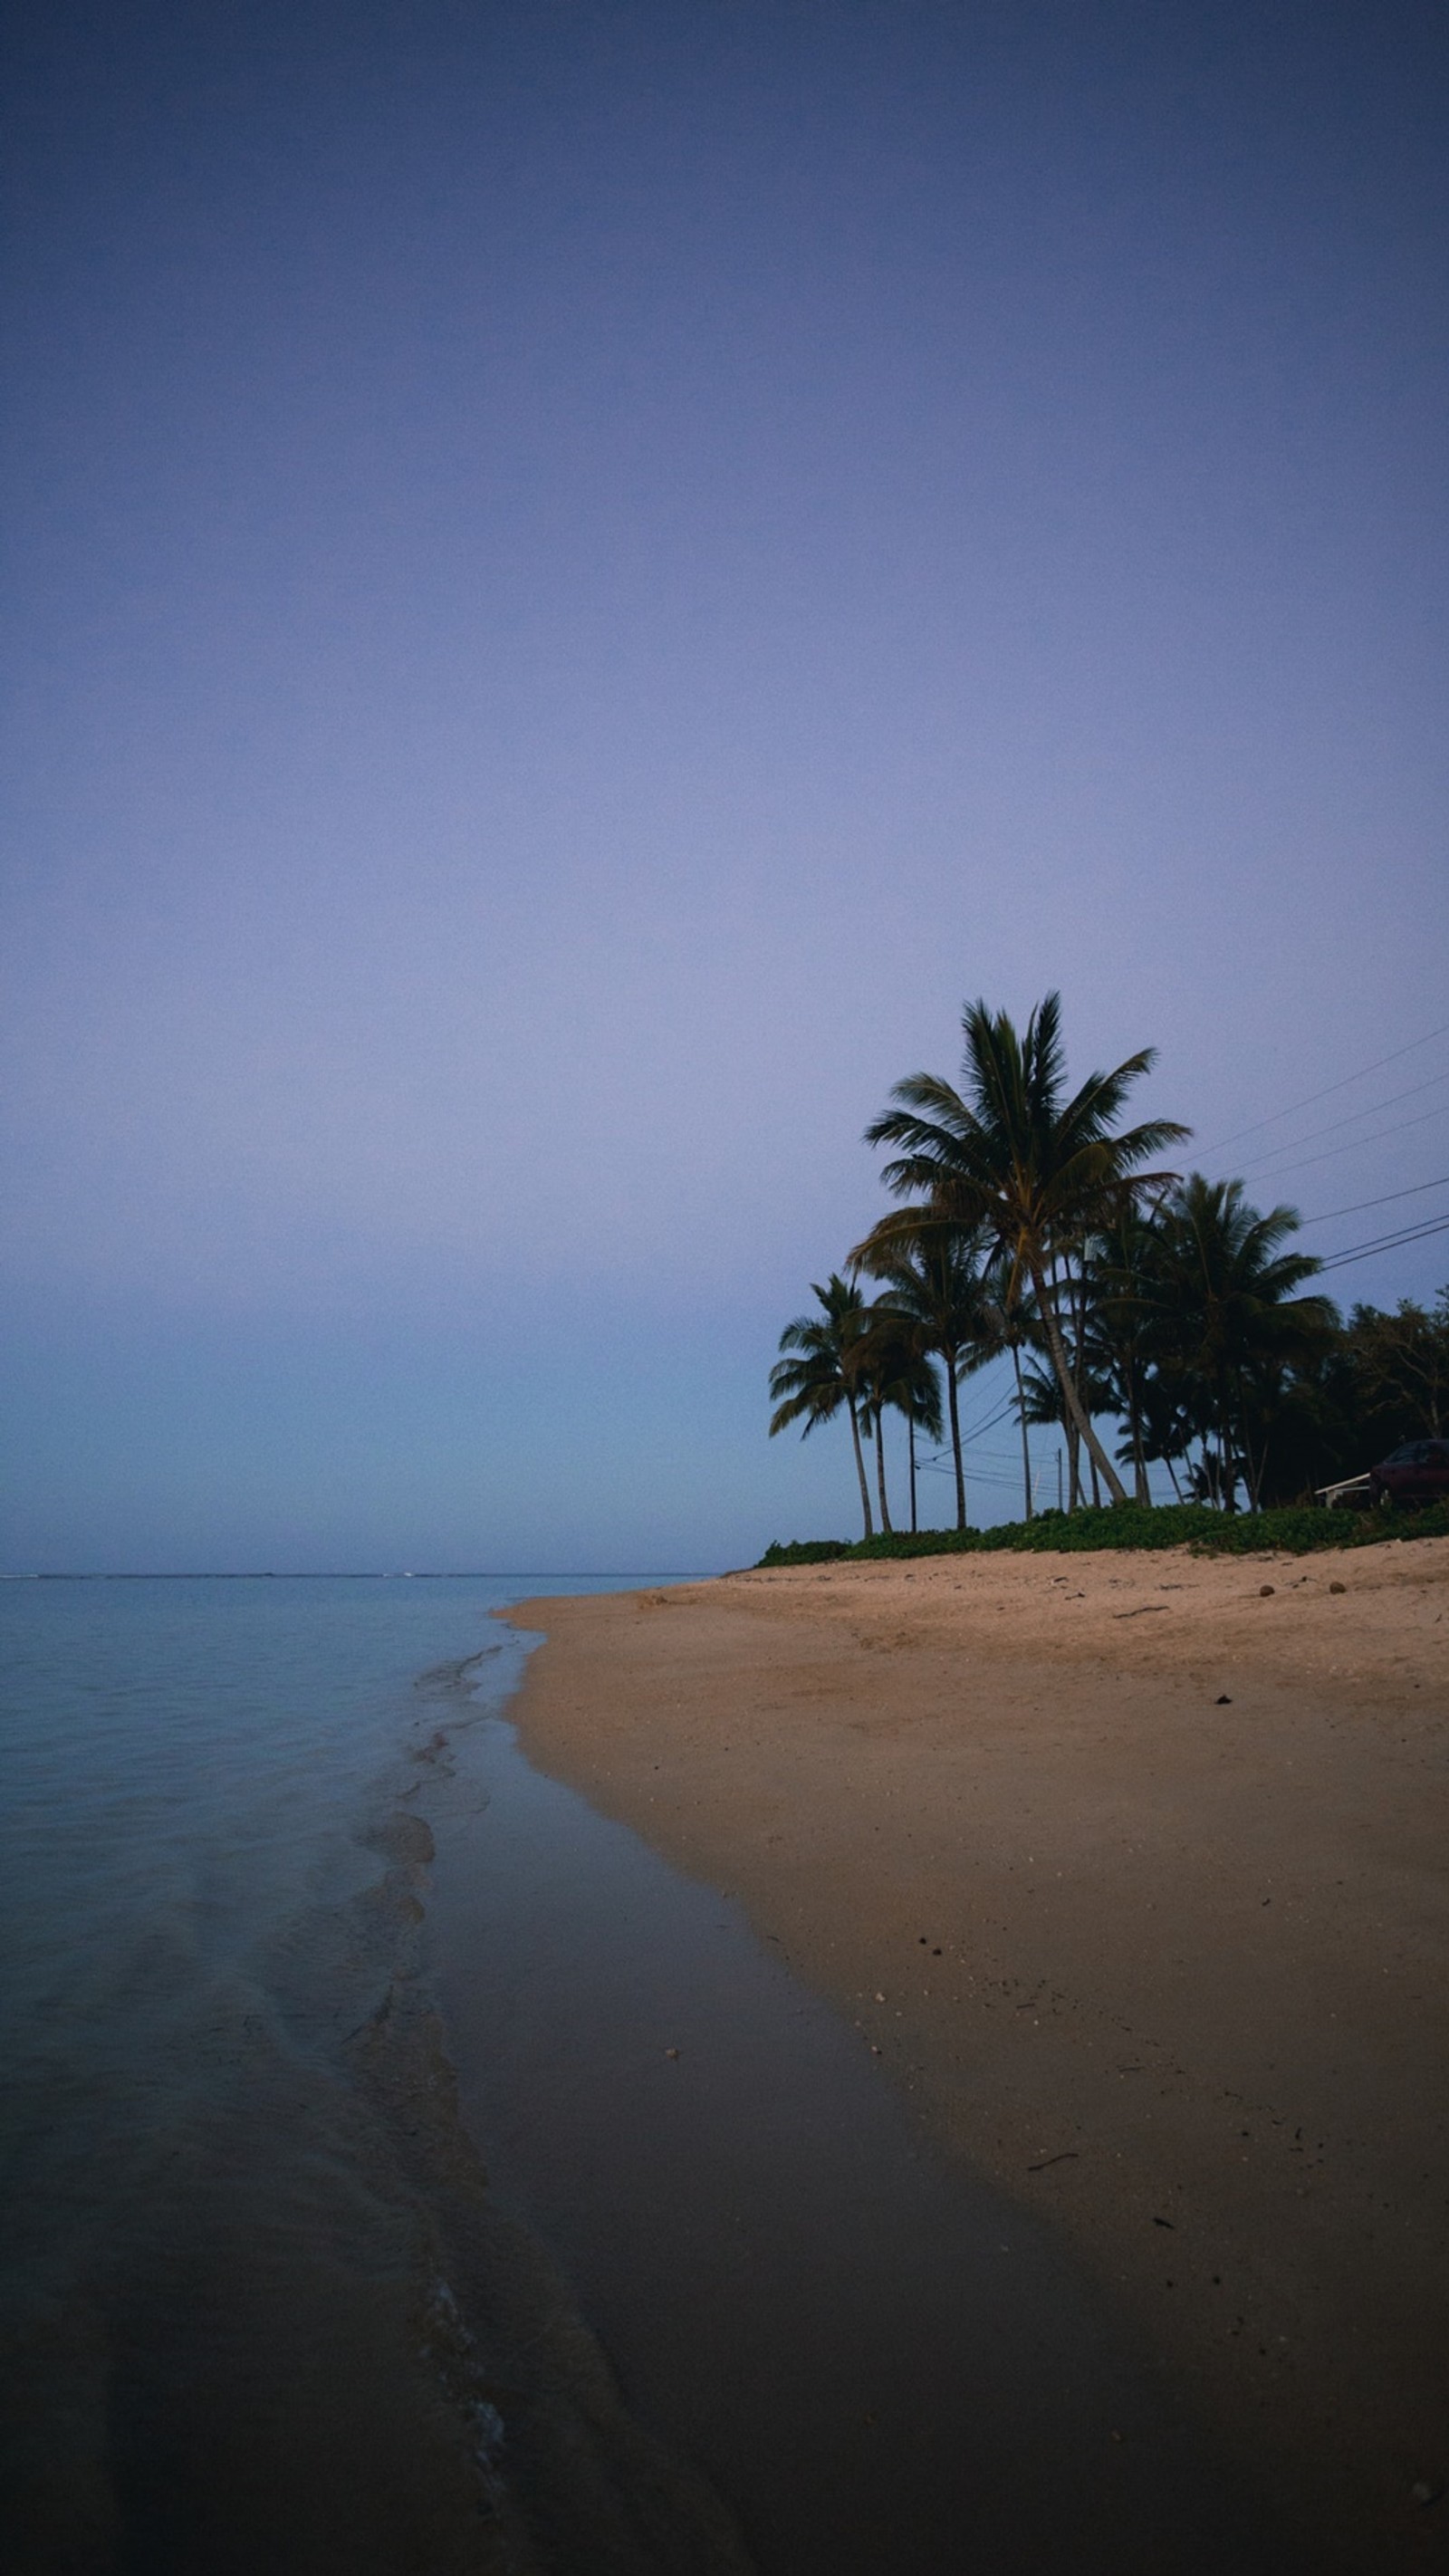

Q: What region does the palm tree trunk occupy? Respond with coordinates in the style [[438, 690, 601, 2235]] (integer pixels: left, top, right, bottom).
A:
[[1238, 1373, 1264, 1513], [1217, 1379, 1236, 1512], [1118, 1352, 1146, 1503], [874, 1408, 893, 1533], [848, 1399, 874, 1540], [908, 1414, 918, 1534], [1030, 1261, 1130, 1505], [1010, 1342, 1033, 1519], [1052, 1255, 1082, 1509], [1128, 1365, 1150, 1505], [945, 1361, 966, 1531], [1072, 1256, 1102, 1508]]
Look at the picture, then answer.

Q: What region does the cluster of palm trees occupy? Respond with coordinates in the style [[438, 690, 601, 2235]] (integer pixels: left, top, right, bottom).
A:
[[769, 994, 1337, 1536]]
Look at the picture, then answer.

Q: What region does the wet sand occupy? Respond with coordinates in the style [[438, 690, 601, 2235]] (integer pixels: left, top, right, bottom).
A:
[[505, 1538, 1449, 2574], [427, 1679, 1276, 2576]]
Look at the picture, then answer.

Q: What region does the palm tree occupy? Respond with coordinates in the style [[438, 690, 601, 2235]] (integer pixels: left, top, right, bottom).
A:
[[856, 1302, 946, 1533], [1081, 1207, 1166, 1504], [1137, 1177, 1336, 1510], [1130, 1361, 1198, 1502], [999, 1293, 1038, 1519], [897, 1356, 946, 1533], [849, 1221, 997, 1529], [862, 994, 1188, 1505], [769, 1274, 876, 1538], [1017, 1341, 1122, 1505]]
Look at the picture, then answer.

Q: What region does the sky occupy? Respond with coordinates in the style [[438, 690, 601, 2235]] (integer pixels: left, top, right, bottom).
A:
[[3, 0, 1446, 1572]]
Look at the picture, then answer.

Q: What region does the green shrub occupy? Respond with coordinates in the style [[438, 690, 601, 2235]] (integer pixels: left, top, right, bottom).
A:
[[755, 1539, 854, 1566], [755, 1498, 1449, 1569]]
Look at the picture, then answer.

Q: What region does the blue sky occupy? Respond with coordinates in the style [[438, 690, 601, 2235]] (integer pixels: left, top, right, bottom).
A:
[[3, 0, 1446, 1570]]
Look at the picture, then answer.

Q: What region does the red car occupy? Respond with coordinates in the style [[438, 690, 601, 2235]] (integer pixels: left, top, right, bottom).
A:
[[1368, 1438, 1449, 1508]]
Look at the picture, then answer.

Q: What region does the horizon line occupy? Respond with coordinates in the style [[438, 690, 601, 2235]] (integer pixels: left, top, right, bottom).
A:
[[2, 1568, 717, 1582]]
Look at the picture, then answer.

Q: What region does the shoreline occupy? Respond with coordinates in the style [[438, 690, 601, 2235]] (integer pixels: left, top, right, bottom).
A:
[[504, 1538, 1449, 2573], [427, 1649, 1271, 2575]]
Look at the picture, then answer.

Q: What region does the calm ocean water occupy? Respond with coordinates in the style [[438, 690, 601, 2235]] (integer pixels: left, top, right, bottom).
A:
[[2, 1575, 1277, 2576], [0, 1572, 733, 2576]]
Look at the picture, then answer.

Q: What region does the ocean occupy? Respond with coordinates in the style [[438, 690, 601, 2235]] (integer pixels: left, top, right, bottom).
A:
[[1, 1573, 1271, 2576], [0, 1572, 741, 2576]]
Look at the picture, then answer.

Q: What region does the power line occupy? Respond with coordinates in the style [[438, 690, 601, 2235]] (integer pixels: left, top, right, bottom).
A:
[[964, 1397, 1018, 1445], [1317, 1212, 1449, 1274], [1299, 1175, 1449, 1227], [1197, 1019, 1449, 1160], [1224, 1099, 1449, 1188], [916, 1458, 1020, 1487], [1225, 1067, 1449, 1180], [928, 1391, 1018, 1447]]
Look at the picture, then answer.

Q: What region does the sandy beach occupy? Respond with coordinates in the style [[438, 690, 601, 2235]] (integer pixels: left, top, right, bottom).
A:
[[506, 1537, 1449, 2574]]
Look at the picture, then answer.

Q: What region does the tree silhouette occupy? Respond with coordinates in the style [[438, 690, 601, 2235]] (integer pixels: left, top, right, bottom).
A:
[[863, 995, 1187, 1504], [768, 1274, 876, 1538]]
